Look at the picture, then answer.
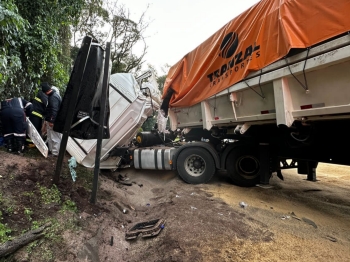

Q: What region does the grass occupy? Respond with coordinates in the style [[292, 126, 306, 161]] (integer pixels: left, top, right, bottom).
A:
[[39, 184, 61, 205], [0, 148, 94, 260], [61, 200, 77, 212], [0, 211, 12, 243], [24, 207, 33, 221]]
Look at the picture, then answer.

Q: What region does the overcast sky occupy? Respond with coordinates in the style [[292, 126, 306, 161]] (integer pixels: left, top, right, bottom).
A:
[[118, 0, 260, 74]]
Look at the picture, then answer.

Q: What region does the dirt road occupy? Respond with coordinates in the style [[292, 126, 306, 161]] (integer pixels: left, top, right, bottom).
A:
[[61, 163, 350, 262]]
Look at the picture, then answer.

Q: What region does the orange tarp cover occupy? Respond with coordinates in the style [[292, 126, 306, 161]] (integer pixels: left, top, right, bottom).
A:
[[163, 0, 350, 108]]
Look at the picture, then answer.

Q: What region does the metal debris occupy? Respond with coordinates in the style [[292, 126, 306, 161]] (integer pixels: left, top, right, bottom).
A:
[[302, 217, 317, 228], [125, 219, 166, 240], [326, 235, 337, 242], [239, 202, 248, 208], [291, 215, 302, 221], [68, 156, 77, 182], [116, 174, 132, 186]]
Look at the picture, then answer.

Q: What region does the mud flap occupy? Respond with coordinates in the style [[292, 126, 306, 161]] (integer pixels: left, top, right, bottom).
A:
[[125, 219, 166, 240], [26, 117, 48, 158]]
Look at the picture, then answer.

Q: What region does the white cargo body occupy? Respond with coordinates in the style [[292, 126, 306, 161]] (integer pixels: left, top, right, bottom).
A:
[[66, 73, 160, 168]]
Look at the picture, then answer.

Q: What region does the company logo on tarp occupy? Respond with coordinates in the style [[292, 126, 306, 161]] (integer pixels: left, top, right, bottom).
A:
[[219, 32, 239, 59], [207, 32, 260, 86]]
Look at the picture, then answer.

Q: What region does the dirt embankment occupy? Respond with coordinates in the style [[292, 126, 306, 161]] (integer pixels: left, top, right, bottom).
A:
[[0, 149, 350, 261]]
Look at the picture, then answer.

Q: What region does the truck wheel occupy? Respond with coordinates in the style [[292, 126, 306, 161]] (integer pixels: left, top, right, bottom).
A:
[[176, 147, 216, 184], [226, 146, 260, 187]]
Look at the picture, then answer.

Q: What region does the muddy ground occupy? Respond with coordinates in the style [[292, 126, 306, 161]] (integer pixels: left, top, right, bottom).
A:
[[0, 149, 350, 262]]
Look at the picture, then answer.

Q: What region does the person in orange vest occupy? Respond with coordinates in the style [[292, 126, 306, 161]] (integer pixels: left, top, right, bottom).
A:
[[27, 83, 48, 146]]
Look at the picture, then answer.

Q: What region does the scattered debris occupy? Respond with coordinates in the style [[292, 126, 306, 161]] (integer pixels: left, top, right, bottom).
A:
[[190, 206, 197, 210], [239, 202, 248, 208], [303, 189, 322, 192], [256, 184, 273, 189], [116, 174, 133, 186], [68, 156, 77, 182], [110, 236, 114, 246], [302, 217, 317, 228], [113, 201, 128, 214], [325, 235, 337, 242], [127, 204, 135, 211], [291, 215, 301, 221], [176, 195, 181, 198], [281, 215, 291, 220], [125, 219, 166, 240], [290, 211, 302, 221]]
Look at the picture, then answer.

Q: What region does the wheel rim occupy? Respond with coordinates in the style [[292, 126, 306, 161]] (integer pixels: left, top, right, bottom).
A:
[[236, 155, 259, 179], [184, 154, 206, 177]]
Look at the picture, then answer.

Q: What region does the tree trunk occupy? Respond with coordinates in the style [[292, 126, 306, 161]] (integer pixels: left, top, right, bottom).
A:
[[0, 222, 51, 258]]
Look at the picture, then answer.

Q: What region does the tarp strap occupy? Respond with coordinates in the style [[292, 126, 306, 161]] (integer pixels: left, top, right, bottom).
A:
[[245, 70, 265, 99], [285, 48, 310, 92], [258, 70, 265, 99]]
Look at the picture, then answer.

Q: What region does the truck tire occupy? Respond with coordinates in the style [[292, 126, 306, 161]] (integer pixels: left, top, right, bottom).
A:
[[226, 145, 260, 187], [176, 147, 216, 184]]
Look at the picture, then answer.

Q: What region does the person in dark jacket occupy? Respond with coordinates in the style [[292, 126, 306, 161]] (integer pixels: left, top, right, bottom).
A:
[[0, 97, 33, 153], [26, 84, 48, 145], [42, 83, 62, 156]]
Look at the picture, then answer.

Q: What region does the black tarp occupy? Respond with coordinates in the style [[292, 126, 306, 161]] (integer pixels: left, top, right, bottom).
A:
[[54, 36, 110, 139]]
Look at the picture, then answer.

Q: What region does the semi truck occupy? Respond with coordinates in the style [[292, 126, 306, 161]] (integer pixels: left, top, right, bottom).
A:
[[66, 0, 350, 187]]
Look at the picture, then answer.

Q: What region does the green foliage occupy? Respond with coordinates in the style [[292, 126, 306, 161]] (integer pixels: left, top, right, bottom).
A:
[[0, 211, 12, 243], [24, 207, 33, 221], [44, 218, 63, 242], [39, 184, 61, 205], [62, 200, 77, 212], [31, 220, 40, 230], [6, 205, 14, 214], [157, 75, 167, 94], [0, 0, 84, 100], [141, 115, 157, 131], [73, 0, 150, 74], [0, 222, 12, 243], [0, 1, 28, 97]]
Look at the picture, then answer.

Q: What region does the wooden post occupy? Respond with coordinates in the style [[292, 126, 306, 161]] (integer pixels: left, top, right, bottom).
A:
[[90, 42, 111, 204]]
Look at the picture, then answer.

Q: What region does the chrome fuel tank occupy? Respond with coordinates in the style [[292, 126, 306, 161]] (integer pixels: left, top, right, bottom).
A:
[[134, 148, 176, 170]]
